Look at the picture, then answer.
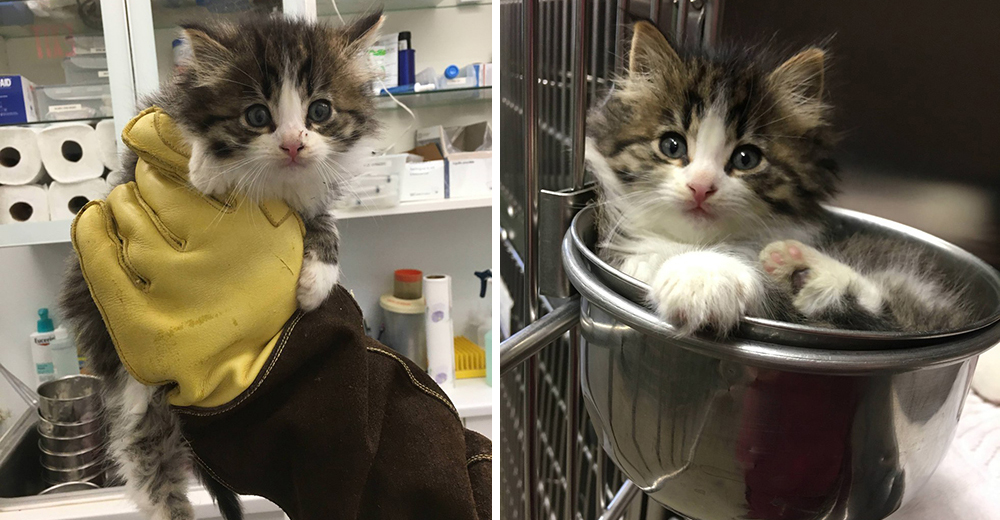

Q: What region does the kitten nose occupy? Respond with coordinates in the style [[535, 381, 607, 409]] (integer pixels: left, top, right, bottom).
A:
[[280, 140, 305, 161], [687, 182, 718, 205]]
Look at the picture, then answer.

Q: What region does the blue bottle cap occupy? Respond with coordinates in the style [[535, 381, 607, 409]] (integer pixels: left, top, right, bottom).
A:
[[444, 65, 460, 79], [37, 308, 54, 333]]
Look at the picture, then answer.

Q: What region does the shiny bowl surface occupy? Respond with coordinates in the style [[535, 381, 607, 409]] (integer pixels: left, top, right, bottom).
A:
[[41, 458, 105, 485], [37, 376, 103, 423], [38, 481, 101, 495], [39, 444, 105, 470], [36, 414, 102, 438], [564, 205, 1000, 520], [38, 428, 105, 453]]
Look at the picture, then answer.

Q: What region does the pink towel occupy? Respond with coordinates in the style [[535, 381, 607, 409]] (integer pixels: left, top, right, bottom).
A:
[[888, 393, 1000, 519]]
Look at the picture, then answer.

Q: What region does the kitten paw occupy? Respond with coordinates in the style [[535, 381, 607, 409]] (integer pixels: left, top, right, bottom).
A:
[[297, 256, 340, 312], [649, 252, 762, 335], [760, 240, 880, 316]]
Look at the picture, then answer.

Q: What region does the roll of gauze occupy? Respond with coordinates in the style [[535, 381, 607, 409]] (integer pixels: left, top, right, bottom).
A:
[[37, 123, 104, 182], [0, 127, 44, 185], [424, 274, 455, 387], [95, 119, 119, 171], [0, 184, 49, 224], [48, 179, 108, 221]]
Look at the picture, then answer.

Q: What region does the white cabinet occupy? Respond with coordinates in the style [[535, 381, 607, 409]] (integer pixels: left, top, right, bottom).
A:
[[0, 0, 492, 512]]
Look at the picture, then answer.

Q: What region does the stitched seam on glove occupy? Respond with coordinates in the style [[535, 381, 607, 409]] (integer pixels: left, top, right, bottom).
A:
[[128, 182, 186, 251], [366, 346, 460, 419], [122, 107, 234, 214], [185, 437, 246, 495], [173, 311, 306, 416], [466, 454, 491, 467]]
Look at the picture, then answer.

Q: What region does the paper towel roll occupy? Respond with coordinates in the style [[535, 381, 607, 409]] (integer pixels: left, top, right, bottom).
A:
[[0, 127, 44, 185], [0, 184, 49, 224], [48, 179, 108, 221], [424, 274, 455, 387], [95, 119, 119, 171], [37, 123, 104, 183]]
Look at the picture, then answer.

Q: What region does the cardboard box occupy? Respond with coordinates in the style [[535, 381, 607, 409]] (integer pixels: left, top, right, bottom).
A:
[[0, 75, 37, 124], [400, 144, 445, 202], [338, 154, 408, 210], [416, 122, 492, 199]]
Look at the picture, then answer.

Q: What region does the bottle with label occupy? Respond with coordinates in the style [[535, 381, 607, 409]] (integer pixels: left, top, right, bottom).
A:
[[30, 309, 57, 387]]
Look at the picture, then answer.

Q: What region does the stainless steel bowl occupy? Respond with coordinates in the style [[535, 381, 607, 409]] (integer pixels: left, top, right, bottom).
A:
[[37, 376, 103, 423], [41, 458, 105, 485], [564, 205, 1000, 520], [36, 414, 102, 438], [38, 428, 104, 454], [39, 445, 104, 470], [38, 481, 101, 495]]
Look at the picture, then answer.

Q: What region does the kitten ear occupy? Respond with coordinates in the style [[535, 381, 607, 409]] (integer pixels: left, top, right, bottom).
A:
[[768, 48, 826, 120], [344, 10, 385, 51], [180, 23, 232, 61], [628, 21, 681, 77]]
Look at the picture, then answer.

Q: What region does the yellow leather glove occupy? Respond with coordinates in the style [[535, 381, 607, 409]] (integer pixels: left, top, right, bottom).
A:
[[72, 107, 305, 408]]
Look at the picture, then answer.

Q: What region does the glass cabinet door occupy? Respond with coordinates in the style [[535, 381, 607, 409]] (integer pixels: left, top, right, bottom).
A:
[[0, 1, 122, 127]]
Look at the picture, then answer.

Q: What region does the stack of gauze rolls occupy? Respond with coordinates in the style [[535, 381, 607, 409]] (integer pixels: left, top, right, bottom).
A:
[[0, 119, 117, 225]]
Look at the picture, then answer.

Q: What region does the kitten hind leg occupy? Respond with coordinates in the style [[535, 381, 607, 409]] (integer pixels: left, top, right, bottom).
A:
[[104, 371, 195, 520], [760, 240, 885, 322]]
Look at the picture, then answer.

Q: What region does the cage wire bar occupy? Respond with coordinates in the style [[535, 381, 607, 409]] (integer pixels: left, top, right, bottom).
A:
[[500, 1, 719, 518]]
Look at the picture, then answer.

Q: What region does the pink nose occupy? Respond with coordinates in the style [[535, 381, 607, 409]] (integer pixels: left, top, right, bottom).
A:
[[280, 140, 305, 161], [687, 182, 718, 205]]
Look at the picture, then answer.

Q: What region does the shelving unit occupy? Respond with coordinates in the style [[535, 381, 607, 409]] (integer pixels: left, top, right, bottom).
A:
[[375, 86, 491, 110], [318, 0, 490, 17], [0, 197, 489, 249]]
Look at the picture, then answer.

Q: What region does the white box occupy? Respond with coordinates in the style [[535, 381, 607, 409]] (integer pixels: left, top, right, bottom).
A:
[[416, 122, 492, 199], [337, 154, 407, 210], [401, 161, 445, 202], [447, 155, 492, 199]]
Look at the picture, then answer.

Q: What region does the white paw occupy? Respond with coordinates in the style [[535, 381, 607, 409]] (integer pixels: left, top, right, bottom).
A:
[[760, 240, 881, 316], [297, 255, 340, 312], [648, 252, 763, 335]]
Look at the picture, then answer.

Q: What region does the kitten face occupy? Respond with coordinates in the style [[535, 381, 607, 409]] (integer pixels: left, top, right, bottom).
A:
[[587, 22, 838, 243], [169, 13, 383, 217]]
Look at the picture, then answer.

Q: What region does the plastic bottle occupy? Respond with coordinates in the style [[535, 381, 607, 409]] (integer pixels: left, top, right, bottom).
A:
[[30, 309, 57, 387]]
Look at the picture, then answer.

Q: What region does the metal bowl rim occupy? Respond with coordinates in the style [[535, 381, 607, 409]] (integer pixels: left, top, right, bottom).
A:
[[568, 205, 1000, 345], [565, 222, 1000, 373], [37, 427, 103, 442], [38, 441, 105, 459], [36, 375, 103, 403], [38, 481, 102, 495]]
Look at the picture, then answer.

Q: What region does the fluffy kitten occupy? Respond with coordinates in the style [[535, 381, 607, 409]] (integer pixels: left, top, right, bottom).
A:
[[586, 21, 970, 335], [59, 13, 383, 520]]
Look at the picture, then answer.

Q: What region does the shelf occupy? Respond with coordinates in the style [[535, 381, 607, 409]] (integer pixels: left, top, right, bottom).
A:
[[0, 2, 104, 40], [336, 196, 490, 219], [376, 86, 491, 110], [442, 377, 491, 418], [0, 116, 112, 129], [319, 0, 490, 18], [0, 196, 490, 248]]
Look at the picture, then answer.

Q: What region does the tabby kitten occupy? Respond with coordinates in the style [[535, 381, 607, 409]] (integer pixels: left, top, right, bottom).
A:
[[586, 21, 969, 335], [59, 13, 383, 520]]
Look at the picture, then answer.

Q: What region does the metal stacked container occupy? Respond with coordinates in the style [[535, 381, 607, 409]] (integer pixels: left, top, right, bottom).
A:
[[35, 375, 107, 488]]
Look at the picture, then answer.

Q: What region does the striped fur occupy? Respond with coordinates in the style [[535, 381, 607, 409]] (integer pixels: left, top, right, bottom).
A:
[[587, 22, 972, 335], [59, 13, 384, 520]]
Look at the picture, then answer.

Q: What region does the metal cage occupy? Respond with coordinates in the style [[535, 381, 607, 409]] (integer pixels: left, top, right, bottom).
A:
[[499, 1, 722, 518]]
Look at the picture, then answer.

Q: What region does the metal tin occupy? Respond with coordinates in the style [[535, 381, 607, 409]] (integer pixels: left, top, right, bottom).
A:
[[36, 415, 102, 439], [36, 376, 103, 424], [564, 205, 1000, 520]]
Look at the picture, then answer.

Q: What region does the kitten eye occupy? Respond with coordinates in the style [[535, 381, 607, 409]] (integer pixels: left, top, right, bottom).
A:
[[308, 100, 332, 123], [245, 105, 271, 128], [730, 145, 762, 171], [658, 132, 687, 159]]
